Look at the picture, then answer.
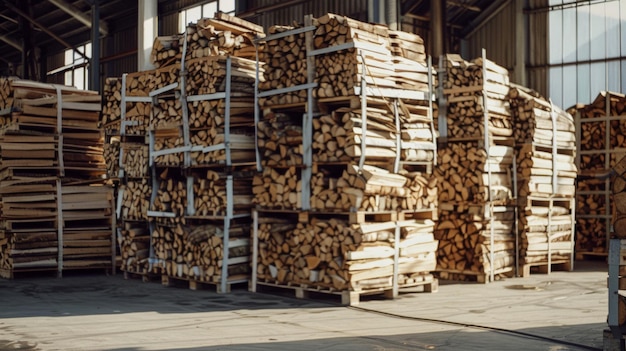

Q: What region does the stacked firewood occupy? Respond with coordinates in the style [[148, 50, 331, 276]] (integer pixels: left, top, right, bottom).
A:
[[257, 217, 438, 291], [119, 223, 150, 274], [0, 79, 112, 278], [613, 156, 626, 238], [441, 54, 512, 139], [151, 12, 263, 68], [104, 137, 120, 178], [571, 91, 626, 255], [258, 25, 308, 106], [434, 55, 515, 282], [254, 13, 438, 298], [151, 222, 250, 283], [190, 169, 254, 216], [120, 179, 150, 221], [508, 85, 576, 269]]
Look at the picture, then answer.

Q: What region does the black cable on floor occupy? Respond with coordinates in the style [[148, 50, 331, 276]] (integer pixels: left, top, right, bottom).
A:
[[348, 305, 603, 351]]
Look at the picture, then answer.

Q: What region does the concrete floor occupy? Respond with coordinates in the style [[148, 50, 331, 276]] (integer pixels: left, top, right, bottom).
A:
[[0, 260, 608, 351]]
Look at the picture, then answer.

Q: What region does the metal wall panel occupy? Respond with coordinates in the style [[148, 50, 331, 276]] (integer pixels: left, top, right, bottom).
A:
[[244, 0, 368, 28], [464, 2, 516, 74]]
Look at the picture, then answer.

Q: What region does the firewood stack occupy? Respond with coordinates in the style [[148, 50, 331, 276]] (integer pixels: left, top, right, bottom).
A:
[[612, 156, 626, 238], [571, 91, 626, 256], [257, 216, 437, 293], [254, 13, 439, 302], [434, 54, 516, 282], [508, 86, 576, 271], [121, 14, 264, 288], [151, 12, 263, 69], [0, 79, 113, 278]]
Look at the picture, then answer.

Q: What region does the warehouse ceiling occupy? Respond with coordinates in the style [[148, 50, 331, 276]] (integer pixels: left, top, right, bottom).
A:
[[0, 0, 135, 78], [0, 0, 505, 79]]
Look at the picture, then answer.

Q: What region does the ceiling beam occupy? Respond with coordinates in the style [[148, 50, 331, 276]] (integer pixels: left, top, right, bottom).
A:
[[3, 0, 88, 60], [0, 33, 22, 51], [48, 0, 108, 36]]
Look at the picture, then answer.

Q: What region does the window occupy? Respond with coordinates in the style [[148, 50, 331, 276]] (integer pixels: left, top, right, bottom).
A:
[[178, 0, 236, 33], [64, 43, 91, 90]]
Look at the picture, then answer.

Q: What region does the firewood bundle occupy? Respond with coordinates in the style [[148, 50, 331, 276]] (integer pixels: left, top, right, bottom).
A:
[[575, 178, 607, 253], [151, 171, 186, 220], [104, 137, 120, 178], [310, 166, 437, 212], [312, 107, 397, 162], [152, 98, 183, 128], [436, 142, 514, 204], [151, 12, 264, 68], [518, 199, 573, 264], [573, 92, 626, 172], [119, 223, 150, 274], [258, 25, 308, 106], [257, 216, 437, 291], [190, 128, 256, 165], [152, 125, 184, 166], [252, 167, 302, 209], [101, 77, 122, 127], [121, 143, 148, 178], [613, 156, 626, 238], [442, 54, 512, 139], [516, 143, 577, 197], [435, 204, 515, 280], [257, 111, 303, 166], [191, 170, 253, 216], [185, 56, 259, 97], [120, 179, 150, 221], [310, 164, 408, 212], [150, 222, 250, 282]]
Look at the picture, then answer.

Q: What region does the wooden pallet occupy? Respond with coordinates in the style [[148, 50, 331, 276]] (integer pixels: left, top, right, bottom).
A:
[[521, 260, 572, 277], [254, 274, 438, 306], [160, 275, 248, 293], [575, 251, 607, 261], [436, 267, 514, 284]]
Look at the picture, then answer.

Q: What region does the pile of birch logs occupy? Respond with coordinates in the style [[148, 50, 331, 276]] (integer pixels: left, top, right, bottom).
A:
[[434, 55, 516, 282], [571, 91, 626, 254], [254, 13, 439, 296], [0, 78, 112, 278], [509, 86, 576, 269]]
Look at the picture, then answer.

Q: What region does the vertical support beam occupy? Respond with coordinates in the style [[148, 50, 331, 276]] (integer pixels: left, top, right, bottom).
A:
[[138, 0, 157, 71], [430, 0, 446, 59], [514, 0, 527, 85], [386, 0, 398, 30], [90, 0, 100, 92], [368, 0, 384, 24]]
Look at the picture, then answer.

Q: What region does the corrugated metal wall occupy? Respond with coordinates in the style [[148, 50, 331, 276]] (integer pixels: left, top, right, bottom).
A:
[[243, 0, 368, 28], [464, 2, 516, 73]]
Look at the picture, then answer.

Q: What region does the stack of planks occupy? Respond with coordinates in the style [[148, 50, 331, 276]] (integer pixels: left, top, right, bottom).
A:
[[0, 78, 113, 278], [254, 13, 438, 301], [509, 86, 576, 273], [434, 54, 516, 282], [569, 91, 626, 256]]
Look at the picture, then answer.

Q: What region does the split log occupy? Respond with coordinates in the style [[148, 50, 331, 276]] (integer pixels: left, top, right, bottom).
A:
[[104, 137, 120, 178], [121, 143, 149, 178], [252, 167, 301, 210], [119, 223, 151, 274], [151, 170, 186, 220]]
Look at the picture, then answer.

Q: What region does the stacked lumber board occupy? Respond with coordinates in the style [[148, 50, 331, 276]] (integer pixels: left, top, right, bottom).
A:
[[571, 91, 626, 256], [253, 13, 438, 303], [434, 54, 516, 282], [0, 78, 113, 278], [508, 85, 576, 274]]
